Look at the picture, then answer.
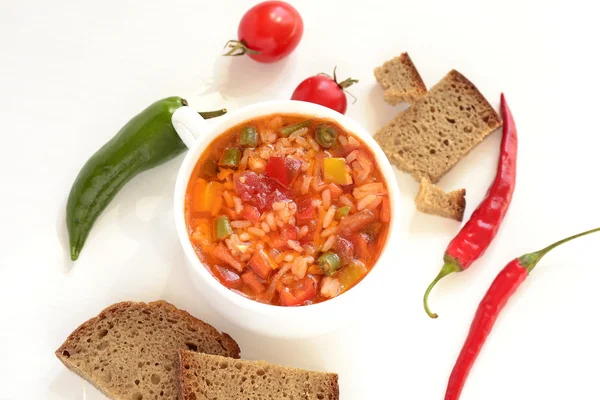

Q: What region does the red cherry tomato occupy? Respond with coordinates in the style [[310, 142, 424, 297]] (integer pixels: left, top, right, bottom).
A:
[[224, 1, 303, 63], [291, 69, 358, 114]]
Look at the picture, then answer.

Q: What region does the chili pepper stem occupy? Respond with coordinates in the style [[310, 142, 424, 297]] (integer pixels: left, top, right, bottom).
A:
[[519, 227, 600, 273], [423, 260, 462, 318], [198, 109, 227, 119]]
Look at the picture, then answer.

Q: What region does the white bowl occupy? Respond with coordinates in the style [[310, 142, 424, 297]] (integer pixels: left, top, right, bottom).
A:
[[173, 100, 402, 338]]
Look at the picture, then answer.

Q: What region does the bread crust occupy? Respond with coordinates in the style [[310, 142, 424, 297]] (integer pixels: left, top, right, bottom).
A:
[[374, 52, 427, 104], [55, 300, 240, 400], [415, 177, 466, 221], [375, 69, 502, 183], [177, 351, 340, 400]]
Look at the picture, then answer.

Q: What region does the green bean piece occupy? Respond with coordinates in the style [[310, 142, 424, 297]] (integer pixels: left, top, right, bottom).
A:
[[314, 124, 338, 148], [280, 120, 311, 137], [335, 206, 351, 220], [318, 252, 342, 276], [239, 126, 258, 147], [214, 216, 233, 240], [219, 147, 241, 167]]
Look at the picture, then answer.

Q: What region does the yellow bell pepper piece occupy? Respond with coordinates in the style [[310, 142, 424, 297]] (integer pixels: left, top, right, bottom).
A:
[[337, 260, 368, 293], [323, 158, 352, 185]]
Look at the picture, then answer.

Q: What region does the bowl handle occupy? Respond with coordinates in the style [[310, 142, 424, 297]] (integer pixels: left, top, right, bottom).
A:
[[171, 106, 211, 149]]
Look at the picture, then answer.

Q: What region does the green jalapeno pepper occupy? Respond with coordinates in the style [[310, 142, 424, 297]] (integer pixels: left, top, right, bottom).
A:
[[66, 96, 226, 261]]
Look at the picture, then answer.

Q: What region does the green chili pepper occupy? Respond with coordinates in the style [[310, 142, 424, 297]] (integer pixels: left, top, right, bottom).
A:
[[214, 216, 233, 240], [219, 148, 241, 167], [335, 206, 351, 220], [280, 120, 311, 137], [66, 96, 226, 261], [239, 126, 258, 147], [314, 124, 338, 148], [318, 252, 342, 276]]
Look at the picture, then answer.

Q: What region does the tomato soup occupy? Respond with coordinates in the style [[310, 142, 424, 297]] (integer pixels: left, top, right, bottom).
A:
[[185, 114, 390, 306]]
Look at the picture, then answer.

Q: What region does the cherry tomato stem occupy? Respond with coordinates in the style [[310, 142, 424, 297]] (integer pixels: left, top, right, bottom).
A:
[[223, 40, 261, 57]]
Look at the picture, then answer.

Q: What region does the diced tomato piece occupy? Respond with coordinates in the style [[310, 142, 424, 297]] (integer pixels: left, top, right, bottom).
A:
[[333, 237, 355, 266], [272, 234, 288, 250], [272, 225, 298, 250], [352, 233, 370, 261], [234, 172, 290, 211], [298, 220, 317, 244], [214, 265, 242, 289], [241, 270, 266, 294], [332, 143, 361, 158], [279, 289, 300, 306], [296, 195, 316, 220], [280, 224, 298, 242], [294, 276, 316, 301], [212, 242, 243, 272], [248, 249, 277, 279], [328, 183, 343, 199], [241, 204, 261, 222], [279, 277, 316, 306], [265, 156, 302, 188]]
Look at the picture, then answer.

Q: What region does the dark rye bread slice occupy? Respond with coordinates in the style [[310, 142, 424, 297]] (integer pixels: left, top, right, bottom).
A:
[[415, 177, 466, 221], [55, 301, 240, 400], [177, 351, 339, 400], [374, 70, 502, 183], [374, 52, 427, 105]]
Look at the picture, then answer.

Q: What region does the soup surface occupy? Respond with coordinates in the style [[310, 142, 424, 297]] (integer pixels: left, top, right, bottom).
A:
[[185, 114, 390, 306]]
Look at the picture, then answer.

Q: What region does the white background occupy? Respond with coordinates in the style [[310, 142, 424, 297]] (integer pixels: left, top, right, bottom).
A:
[[1, 0, 599, 399]]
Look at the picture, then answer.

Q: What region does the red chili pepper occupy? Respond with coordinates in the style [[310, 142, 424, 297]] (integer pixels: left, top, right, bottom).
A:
[[444, 227, 600, 400], [423, 94, 518, 318]]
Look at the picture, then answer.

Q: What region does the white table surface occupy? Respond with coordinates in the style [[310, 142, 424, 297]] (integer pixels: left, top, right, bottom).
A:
[[1, 0, 599, 399]]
